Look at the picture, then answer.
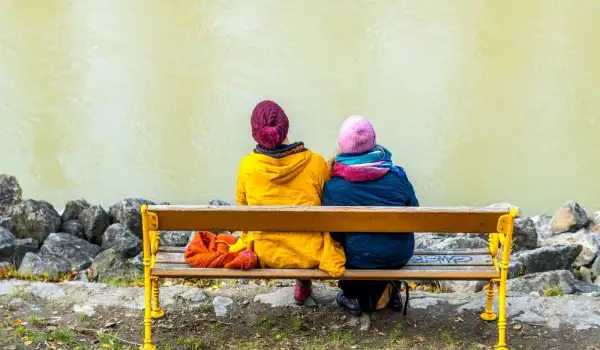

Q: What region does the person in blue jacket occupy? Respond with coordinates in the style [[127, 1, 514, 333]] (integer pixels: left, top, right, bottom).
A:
[[322, 115, 419, 316]]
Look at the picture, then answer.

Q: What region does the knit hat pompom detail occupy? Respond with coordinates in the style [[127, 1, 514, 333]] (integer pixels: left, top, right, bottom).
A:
[[251, 100, 289, 150], [338, 115, 376, 154]]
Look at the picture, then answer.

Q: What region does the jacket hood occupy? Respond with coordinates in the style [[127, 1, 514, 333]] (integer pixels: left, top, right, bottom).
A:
[[248, 150, 314, 184]]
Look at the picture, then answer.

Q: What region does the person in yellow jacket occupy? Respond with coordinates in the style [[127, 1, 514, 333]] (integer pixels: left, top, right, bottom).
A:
[[229, 100, 346, 304]]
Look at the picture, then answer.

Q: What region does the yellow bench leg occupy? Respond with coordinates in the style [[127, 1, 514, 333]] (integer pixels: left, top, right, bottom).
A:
[[480, 280, 497, 321], [496, 270, 509, 349], [151, 277, 165, 319], [141, 263, 155, 349]]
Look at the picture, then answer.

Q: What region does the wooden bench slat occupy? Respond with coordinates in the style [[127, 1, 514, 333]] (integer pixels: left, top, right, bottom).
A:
[[157, 246, 492, 255], [146, 205, 508, 233], [151, 264, 499, 280], [155, 252, 493, 266]]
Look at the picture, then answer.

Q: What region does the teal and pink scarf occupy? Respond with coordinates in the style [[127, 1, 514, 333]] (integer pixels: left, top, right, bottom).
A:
[[331, 145, 404, 182]]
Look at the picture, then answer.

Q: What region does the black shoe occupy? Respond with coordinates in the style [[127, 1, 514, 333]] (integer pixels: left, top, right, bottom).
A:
[[389, 281, 409, 315], [336, 291, 362, 316]]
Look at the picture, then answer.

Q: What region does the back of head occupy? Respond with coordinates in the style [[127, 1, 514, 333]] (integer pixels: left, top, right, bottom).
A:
[[338, 115, 376, 154], [251, 100, 289, 150]]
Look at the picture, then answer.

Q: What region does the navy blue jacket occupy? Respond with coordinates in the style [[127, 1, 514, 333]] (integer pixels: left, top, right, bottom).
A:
[[322, 168, 419, 269]]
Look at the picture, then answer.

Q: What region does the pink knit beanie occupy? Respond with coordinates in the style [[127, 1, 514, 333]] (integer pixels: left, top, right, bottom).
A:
[[338, 115, 376, 154]]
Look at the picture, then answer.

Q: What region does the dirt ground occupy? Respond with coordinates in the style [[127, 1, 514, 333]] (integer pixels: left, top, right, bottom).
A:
[[1, 291, 599, 350]]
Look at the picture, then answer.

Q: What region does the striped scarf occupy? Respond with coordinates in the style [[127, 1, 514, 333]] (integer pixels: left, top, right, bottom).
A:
[[332, 145, 404, 182]]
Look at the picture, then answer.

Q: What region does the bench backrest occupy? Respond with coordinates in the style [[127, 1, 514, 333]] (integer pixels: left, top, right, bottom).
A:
[[144, 205, 512, 234]]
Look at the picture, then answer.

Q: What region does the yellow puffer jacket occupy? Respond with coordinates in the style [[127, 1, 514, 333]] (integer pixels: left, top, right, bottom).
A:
[[229, 149, 346, 277]]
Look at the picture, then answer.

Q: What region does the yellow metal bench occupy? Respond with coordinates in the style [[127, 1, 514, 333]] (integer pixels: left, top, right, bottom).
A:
[[139, 204, 518, 350]]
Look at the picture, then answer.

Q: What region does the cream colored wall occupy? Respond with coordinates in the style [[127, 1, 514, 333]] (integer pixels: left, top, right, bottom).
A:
[[1, 0, 599, 214]]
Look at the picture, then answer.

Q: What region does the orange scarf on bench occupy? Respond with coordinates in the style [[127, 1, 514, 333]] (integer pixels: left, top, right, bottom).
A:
[[184, 231, 258, 270]]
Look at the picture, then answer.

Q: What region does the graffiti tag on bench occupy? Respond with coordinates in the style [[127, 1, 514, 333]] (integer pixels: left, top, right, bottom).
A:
[[409, 255, 474, 264]]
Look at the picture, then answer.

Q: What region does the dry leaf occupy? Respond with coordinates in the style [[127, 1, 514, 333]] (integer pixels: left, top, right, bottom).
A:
[[23, 340, 32, 345], [415, 335, 425, 342]]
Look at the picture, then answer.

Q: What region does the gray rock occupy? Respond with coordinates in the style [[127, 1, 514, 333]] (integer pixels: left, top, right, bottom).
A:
[[61, 199, 91, 222], [11, 238, 39, 267], [551, 201, 589, 234], [41, 232, 101, 270], [8, 199, 61, 243], [90, 248, 137, 282], [591, 256, 600, 279], [213, 296, 234, 317], [415, 236, 488, 251], [61, 220, 85, 238], [592, 212, 600, 232], [0, 227, 15, 258], [127, 252, 144, 270], [27, 282, 66, 299], [439, 280, 486, 293], [18, 252, 71, 277], [0, 174, 22, 215], [572, 279, 600, 294], [160, 231, 194, 247], [101, 223, 141, 258], [507, 270, 577, 295], [73, 304, 96, 317], [544, 231, 600, 266], [0, 216, 11, 230], [531, 214, 553, 239], [209, 199, 232, 206], [579, 266, 593, 284], [510, 244, 582, 276], [78, 205, 109, 245], [109, 197, 155, 237], [512, 217, 538, 251]]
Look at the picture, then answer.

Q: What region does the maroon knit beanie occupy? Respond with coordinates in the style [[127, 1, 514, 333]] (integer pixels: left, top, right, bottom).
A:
[[250, 100, 289, 150]]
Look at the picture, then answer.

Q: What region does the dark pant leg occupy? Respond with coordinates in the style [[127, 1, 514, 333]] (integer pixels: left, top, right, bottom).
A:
[[339, 280, 389, 312]]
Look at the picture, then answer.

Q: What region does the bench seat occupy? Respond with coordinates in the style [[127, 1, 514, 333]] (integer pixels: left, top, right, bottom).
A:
[[152, 246, 499, 280]]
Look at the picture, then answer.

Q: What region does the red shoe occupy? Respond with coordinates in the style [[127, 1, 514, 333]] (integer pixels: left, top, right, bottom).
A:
[[294, 280, 312, 305]]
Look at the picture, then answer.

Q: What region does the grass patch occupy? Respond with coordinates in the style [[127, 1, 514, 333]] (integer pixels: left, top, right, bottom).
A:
[[329, 331, 356, 347], [542, 286, 564, 297], [27, 315, 44, 327], [259, 315, 277, 330], [176, 336, 203, 350], [442, 329, 455, 348], [49, 328, 76, 344]]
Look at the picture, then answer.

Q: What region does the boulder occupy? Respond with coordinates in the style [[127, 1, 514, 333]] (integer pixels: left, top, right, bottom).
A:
[[18, 252, 71, 277], [61, 199, 91, 222], [40, 232, 101, 270], [8, 199, 61, 242], [109, 197, 155, 237], [101, 223, 141, 258], [61, 220, 85, 238], [90, 248, 138, 282], [78, 205, 109, 245], [591, 256, 600, 279], [507, 270, 577, 295], [439, 280, 486, 293], [415, 236, 489, 251], [0, 227, 15, 258], [209, 199, 232, 206], [591, 212, 600, 232], [531, 214, 553, 239], [551, 201, 589, 235], [579, 266, 593, 284], [512, 217, 538, 251], [0, 216, 11, 230], [544, 231, 600, 266], [128, 252, 144, 270], [160, 231, 194, 247], [0, 174, 22, 215], [11, 238, 39, 267], [510, 244, 582, 276]]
